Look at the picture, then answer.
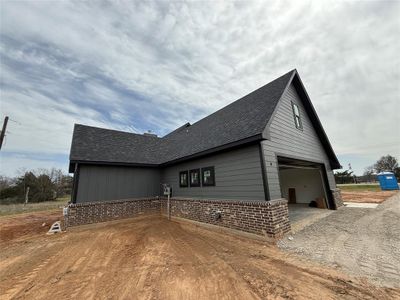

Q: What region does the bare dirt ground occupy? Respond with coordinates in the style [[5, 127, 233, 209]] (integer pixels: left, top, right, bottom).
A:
[[0, 210, 62, 243], [1, 213, 399, 299], [279, 192, 400, 289], [341, 191, 398, 203]]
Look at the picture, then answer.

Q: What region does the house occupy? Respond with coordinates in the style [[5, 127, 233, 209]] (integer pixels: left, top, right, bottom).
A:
[[67, 69, 342, 238]]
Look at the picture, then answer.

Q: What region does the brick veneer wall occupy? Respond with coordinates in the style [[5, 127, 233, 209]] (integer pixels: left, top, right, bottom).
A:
[[64, 197, 291, 239], [64, 198, 161, 227], [161, 198, 290, 239], [331, 189, 343, 208]]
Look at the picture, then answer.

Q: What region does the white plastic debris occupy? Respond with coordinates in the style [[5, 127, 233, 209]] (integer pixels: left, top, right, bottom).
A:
[[288, 236, 294, 241], [47, 221, 62, 235], [63, 207, 69, 216]]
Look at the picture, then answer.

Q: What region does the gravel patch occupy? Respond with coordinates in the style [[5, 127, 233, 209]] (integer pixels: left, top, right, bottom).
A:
[[278, 192, 400, 288]]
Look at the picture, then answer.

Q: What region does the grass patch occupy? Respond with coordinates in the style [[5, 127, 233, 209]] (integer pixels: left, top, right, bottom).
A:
[[0, 196, 70, 217], [337, 184, 381, 192]]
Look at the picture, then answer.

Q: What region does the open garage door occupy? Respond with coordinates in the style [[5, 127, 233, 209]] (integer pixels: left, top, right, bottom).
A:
[[278, 157, 334, 210]]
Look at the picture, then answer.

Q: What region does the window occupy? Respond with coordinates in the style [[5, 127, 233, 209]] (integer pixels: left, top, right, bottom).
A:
[[291, 102, 302, 130], [201, 166, 215, 186], [189, 169, 200, 187], [179, 171, 188, 187]]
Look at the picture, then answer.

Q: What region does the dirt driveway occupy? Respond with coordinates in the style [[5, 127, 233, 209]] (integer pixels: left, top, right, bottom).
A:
[[1, 213, 399, 299], [279, 192, 400, 288], [341, 190, 397, 203]]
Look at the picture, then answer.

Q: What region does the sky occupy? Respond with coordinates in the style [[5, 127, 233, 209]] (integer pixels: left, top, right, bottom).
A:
[[0, 0, 399, 177]]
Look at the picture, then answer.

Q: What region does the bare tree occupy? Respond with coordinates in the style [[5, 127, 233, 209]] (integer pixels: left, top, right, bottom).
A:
[[0, 176, 14, 191], [363, 165, 376, 182], [374, 155, 399, 173]]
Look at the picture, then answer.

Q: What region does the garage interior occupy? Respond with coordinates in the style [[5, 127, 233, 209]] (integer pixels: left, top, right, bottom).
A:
[[278, 157, 332, 226]]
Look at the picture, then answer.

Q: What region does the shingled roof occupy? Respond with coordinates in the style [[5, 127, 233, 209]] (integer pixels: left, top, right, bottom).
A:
[[70, 125, 162, 166], [69, 69, 340, 171]]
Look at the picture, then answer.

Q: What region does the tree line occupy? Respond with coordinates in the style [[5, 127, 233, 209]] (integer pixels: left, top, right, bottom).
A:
[[0, 168, 73, 204], [334, 154, 399, 184]]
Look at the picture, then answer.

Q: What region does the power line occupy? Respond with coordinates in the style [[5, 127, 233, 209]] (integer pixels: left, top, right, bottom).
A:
[[8, 118, 22, 125]]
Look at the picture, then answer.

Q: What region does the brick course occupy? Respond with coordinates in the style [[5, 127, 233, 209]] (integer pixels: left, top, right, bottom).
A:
[[161, 198, 290, 239], [331, 188, 343, 208], [64, 198, 160, 227], [64, 197, 291, 239]]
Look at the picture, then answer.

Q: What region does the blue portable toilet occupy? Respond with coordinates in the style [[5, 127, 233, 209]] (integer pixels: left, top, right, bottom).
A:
[[377, 172, 399, 190]]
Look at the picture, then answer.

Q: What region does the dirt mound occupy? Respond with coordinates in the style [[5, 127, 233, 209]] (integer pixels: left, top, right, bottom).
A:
[[342, 191, 398, 203], [0, 210, 62, 243], [1, 213, 398, 299]]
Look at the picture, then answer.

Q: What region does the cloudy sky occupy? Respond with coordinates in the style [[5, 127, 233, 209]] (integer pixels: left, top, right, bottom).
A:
[[0, 0, 399, 176]]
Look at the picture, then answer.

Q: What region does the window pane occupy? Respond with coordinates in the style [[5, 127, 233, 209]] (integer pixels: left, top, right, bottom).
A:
[[179, 171, 188, 187], [190, 169, 200, 186], [293, 104, 299, 116], [180, 174, 185, 184], [202, 167, 215, 186], [204, 171, 210, 183], [292, 102, 302, 129], [295, 117, 301, 128]]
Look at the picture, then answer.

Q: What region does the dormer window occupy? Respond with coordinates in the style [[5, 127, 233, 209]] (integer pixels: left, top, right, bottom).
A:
[[291, 102, 303, 130]]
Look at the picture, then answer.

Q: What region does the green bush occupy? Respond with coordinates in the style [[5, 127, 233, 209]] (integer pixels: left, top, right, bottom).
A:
[[0, 169, 72, 204], [0, 172, 55, 203], [0, 186, 21, 200]]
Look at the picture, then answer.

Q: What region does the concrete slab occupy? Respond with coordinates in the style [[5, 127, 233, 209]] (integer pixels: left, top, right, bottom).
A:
[[288, 204, 333, 233], [343, 202, 379, 208]]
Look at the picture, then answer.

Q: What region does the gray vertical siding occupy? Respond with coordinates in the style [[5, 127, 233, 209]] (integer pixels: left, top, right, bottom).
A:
[[161, 145, 265, 200], [262, 83, 337, 199], [76, 165, 160, 203]]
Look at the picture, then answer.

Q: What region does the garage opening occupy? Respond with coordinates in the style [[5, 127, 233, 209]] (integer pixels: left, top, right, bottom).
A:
[[278, 157, 333, 228]]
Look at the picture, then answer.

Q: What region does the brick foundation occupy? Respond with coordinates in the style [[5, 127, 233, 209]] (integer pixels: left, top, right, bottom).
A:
[[64, 198, 161, 227], [161, 197, 290, 239], [64, 197, 291, 239], [331, 189, 343, 208]]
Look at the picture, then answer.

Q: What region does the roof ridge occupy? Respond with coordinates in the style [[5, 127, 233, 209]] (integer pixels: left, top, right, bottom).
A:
[[163, 122, 191, 138], [74, 123, 160, 139], [163, 69, 297, 139]]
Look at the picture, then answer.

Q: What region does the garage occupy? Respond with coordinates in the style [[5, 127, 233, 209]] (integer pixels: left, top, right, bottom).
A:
[[278, 157, 334, 226]]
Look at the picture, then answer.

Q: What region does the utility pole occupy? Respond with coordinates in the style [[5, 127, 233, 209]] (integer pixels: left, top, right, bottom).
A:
[[24, 186, 30, 206], [0, 116, 9, 150], [348, 163, 357, 184]]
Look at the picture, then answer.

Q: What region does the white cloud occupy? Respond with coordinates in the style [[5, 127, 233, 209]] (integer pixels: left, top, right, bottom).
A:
[[0, 152, 68, 177], [0, 0, 399, 176]]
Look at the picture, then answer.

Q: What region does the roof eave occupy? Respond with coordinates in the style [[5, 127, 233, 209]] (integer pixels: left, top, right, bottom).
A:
[[291, 73, 341, 170], [69, 134, 265, 170], [161, 134, 265, 167], [69, 160, 160, 170]]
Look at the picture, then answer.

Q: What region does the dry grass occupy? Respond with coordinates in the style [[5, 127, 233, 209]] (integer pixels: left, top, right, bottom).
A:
[[0, 196, 69, 217], [337, 183, 382, 192]]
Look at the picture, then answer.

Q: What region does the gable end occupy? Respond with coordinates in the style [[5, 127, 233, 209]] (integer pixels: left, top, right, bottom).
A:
[[263, 70, 341, 170]]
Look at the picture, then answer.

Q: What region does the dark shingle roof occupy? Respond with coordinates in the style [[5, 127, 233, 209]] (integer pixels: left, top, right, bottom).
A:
[[69, 69, 340, 170], [70, 70, 293, 167], [70, 125, 162, 165], [160, 70, 294, 162]]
